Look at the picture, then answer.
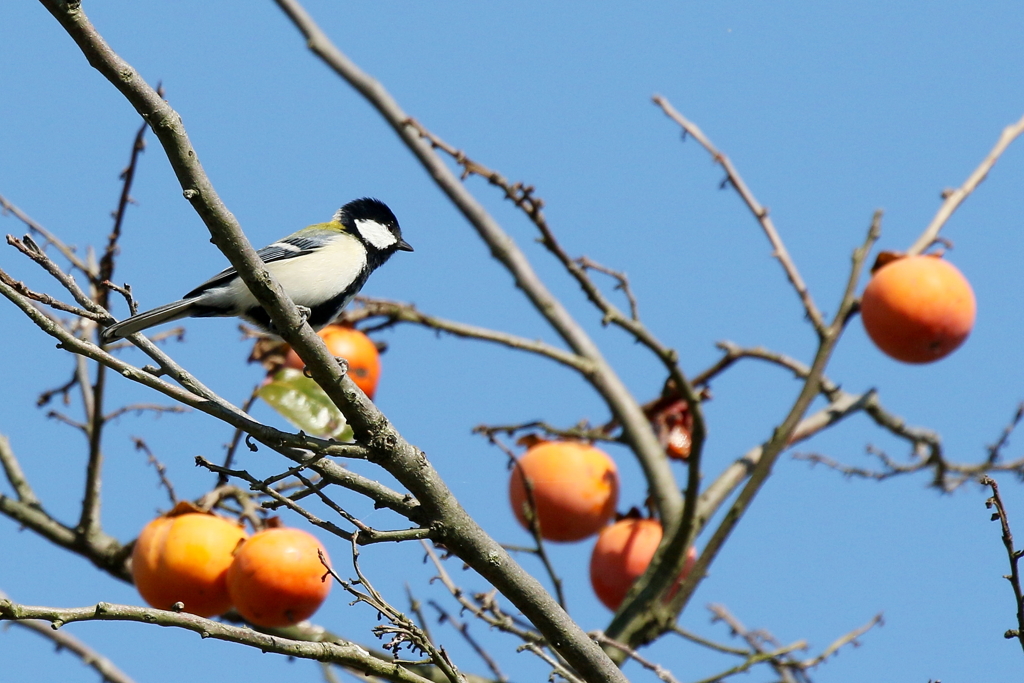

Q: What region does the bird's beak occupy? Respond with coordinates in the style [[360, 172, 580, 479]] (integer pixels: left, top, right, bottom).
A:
[[396, 238, 414, 252]]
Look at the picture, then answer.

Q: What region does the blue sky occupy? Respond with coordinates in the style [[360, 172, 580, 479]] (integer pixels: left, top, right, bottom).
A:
[[2, 2, 1024, 682]]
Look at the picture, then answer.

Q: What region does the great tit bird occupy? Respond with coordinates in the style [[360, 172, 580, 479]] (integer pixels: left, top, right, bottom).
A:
[[101, 197, 412, 342]]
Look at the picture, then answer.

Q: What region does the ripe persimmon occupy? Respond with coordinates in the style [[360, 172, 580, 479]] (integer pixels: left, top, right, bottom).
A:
[[226, 527, 332, 627], [131, 511, 248, 617], [508, 440, 619, 543], [589, 518, 697, 611], [860, 255, 976, 364], [284, 325, 381, 397]]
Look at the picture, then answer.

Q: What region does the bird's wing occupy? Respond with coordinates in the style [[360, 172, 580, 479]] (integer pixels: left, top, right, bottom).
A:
[[182, 232, 328, 299]]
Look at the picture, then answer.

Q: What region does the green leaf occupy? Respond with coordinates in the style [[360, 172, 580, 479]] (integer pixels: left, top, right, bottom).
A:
[[257, 368, 352, 440]]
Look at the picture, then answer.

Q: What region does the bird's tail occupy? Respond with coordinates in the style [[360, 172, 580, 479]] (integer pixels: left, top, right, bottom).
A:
[[101, 298, 198, 342]]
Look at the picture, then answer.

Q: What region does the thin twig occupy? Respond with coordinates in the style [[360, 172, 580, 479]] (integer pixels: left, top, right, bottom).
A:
[[323, 539, 466, 683], [590, 631, 681, 683], [132, 437, 177, 505], [421, 541, 542, 644], [5, 235, 108, 317], [637, 213, 878, 649], [474, 420, 619, 444], [485, 434, 565, 608], [218, 384, 262, 486], [907, 113, 1024, 256], [517, 643, 583, 683], [36, 371, 80, 408], [0, 193, 91, 273], [699, 341, 843, 402], [102, 281, 138, 316], [198, 457, 429, 545], [0, 434, 40, 507], [46, 411, 88, 433], [981, 476, 1024, 652], [429, 601, 510, 683], [0, 269, 107, 321], [343, 298, 593, 375], [576, 257, 641, 321], [709, 604, 805, 683], [406, 584, 435, 648], [293, 472, 431, 544], [104, 404, 188, 422], [987, 403, 1024, 464], [687, 642, 808, 683], [82, 120, 149, 547], [97, 113, 148, 311], [653, 95, 827, 337], [667, 623, 750, 657], [794, 445, 1015, 492], [794, 613, 883, 670]]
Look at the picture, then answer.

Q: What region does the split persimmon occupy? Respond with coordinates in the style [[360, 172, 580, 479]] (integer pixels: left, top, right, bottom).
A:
[[508, 440, 619, 543], [284, 325, 381, 397], [860, 255, 976, 364], [226, 527, 332, 628], [589, 518, 697, 611], [131, 510, 248, 617]]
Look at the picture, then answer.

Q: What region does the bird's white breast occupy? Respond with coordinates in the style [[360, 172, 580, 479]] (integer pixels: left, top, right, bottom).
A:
[[204, 236, 367, 311]]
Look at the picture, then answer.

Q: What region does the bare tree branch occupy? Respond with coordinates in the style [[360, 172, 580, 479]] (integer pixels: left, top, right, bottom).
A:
[[6, 235, 111, 319], [430, 602, 510, 683], [709, 604, 803, 683], [219, 384, 267, 486], [794, 613, 883, 670], [272, 0, 679, 543], [987, 403, 1024, 464], [668, 623, 750, 657], [516, 643, 584, 683], [0, 598, 435, 683], [0, 193, 91, 273], [653, 95, 827, 338], [907, 113, 1024, 256], [0, 590, 136, 683], [132, 437, 178, 505], [344, 298, 593, 375], [0, 434, 39, 507], [325, 540, 466, 683], [590, 631, 681, 683], [421, 541, 542, 644], [626, 212, 879, 650], [981, 476, 1024, 652]]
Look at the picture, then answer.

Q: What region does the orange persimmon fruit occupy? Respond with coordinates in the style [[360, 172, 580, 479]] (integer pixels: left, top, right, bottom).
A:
[[131, 511, 248, 617], [284, 325, 381, 397], [226, 527, 332, 627], [589, 518, 697, 611], [860, 255, 976, 364], [508, 440, 619, 543]]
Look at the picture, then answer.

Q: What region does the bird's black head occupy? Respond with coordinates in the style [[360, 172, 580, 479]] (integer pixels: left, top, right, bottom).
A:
[[333, 198, 413, 261]]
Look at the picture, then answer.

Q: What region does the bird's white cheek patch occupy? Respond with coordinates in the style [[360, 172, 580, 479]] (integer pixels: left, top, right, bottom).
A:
[[355, 219, 397, 250]]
